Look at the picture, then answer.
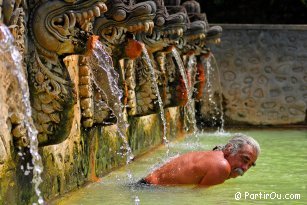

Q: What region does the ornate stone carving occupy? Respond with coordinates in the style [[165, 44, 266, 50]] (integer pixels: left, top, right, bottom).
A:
[[181, 0, 207, 53], [137, 0, 187, 52], [28, 0, 107, 146], [79, 56, 95, 127], [181, 0, 222, 54], [129, 0, 188, 115], [94, 0, 155, 49], [89, 0, 156, 121], [133, 56, 159, 115], [2, 0, 26, 54], [180, 0, 222, 100], [123, 59, 137, 115]]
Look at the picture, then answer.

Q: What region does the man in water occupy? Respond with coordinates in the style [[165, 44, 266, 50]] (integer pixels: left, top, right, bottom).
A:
[[138, 134, 260, 187]]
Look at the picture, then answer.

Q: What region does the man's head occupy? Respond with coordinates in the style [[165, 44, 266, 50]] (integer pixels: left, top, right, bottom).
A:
[[222, 134, 260, 178]]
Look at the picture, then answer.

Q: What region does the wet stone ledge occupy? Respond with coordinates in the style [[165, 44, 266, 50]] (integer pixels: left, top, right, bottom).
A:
[[39, 107, 183, 203]]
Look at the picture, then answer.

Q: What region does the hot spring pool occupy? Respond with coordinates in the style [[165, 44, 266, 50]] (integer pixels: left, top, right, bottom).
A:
[[52, 129, 307, 204]]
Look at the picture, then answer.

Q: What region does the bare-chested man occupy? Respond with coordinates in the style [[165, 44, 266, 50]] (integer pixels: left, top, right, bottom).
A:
[[138, 134, 260, 187]]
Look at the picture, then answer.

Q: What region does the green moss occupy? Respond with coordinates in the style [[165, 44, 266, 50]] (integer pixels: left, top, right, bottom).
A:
[[0, 161, 18, 205]]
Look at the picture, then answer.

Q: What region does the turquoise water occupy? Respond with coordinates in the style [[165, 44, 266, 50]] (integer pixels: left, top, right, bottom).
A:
[[53, 129, 307, 204]]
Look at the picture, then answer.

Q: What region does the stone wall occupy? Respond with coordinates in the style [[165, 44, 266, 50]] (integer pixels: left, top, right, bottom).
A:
[[0, 53, 185, 204], [206, 24, 307, 125], [0, 0, 211, 203], [40, 110, 183, 201], [0, 39, 24, 204]]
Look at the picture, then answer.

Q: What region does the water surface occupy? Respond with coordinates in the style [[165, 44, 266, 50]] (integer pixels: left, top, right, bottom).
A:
[[54, 129, 307, 204]]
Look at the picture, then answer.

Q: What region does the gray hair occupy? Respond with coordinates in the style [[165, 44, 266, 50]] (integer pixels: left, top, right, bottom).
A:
[[213, 134, 261, 156]]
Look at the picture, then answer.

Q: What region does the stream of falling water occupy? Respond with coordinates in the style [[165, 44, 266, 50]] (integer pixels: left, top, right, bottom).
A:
[[88, 41, 140, 204], [0, 25, 44, 204], [141, 44, 169, 156], [203, 54, 225, 133], [186, 55, 198, 134], [171, 48, 197, 133], [171, 48, 191, 101], [89, 41, 134, 164]]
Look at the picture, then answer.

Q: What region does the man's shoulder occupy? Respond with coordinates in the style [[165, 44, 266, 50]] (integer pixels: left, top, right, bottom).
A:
[[215, 157, 231, 171], [202, 151, 230, 171], [198, 152, 231, 186]]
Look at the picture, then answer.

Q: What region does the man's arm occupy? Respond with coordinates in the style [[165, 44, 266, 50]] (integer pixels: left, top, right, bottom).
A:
[[198, 160, 230, 187]]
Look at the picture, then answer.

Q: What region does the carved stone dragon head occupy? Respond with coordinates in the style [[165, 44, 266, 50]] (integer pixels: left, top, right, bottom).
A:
[[93, 0, 156, 52], [28, 0, 108, 146], [181, 0, 222, 54], [137, 0, 188, 54], [30, 0, 108, 57]]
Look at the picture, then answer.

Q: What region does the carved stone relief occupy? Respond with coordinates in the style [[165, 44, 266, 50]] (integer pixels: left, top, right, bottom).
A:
[[91, 0, 156, 121], [28, 0, 107, 145]]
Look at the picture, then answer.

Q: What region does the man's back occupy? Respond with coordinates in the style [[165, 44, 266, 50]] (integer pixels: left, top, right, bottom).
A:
[[144, 151, 231, 186], [141, 134, 260, 187]]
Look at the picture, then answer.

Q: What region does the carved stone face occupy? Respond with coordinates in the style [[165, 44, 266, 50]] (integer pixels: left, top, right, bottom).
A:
[[138, 0, 188, 53], [180, 0, 208, 53], [93, 0, 156, 46], [31, 0, 107, 55]]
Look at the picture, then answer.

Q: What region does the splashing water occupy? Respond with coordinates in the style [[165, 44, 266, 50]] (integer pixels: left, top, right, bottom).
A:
[[210, 54, 225, 133], [185, 55, 198, 134], [171, 48, 191, 101], [141, 44, 169, 156], [171, 48, 197, 133], [203, 54, 225, 133], [0, 25, 44, 204], [88, 41, 134, 163], [89, 40, 141, 204], [134, 196, 140, 205]]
